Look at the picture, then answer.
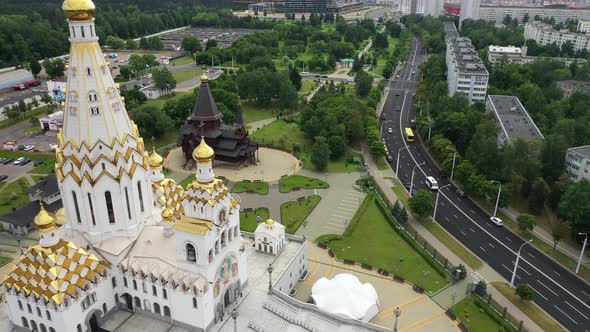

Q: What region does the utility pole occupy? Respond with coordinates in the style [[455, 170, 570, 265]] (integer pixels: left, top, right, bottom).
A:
[[231, 307, 239, 332], [491, 181, 502, 218], [511, 240, 533, 287], [267, 264, 274, 294]]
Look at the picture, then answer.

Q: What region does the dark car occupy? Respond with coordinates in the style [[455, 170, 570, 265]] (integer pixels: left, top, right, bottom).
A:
[[386, 155, 393, 162], [321, 75, 328, 78], [410, 119, 417, 129], [20, 158, 31, 166], [3, 158, 14, 165], [396, 106, 401, 112], [33, 159, 44, 166], [456, 189, 466, 197], [0, 175, 8, 182], [403, 182, 417, 195]]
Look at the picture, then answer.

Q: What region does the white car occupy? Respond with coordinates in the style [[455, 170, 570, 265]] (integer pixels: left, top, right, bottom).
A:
[[387, 128, 393, 134], [23, 145, 35, 151], [425, 176, 439, 190], [49, 144, 59, 151], [14, 157, 25, 165], [490, 216, 503, 226], [347, 78, 354, 83]]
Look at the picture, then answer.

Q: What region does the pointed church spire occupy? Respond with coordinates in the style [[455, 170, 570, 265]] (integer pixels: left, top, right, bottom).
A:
[[189, 74, 223, 123]]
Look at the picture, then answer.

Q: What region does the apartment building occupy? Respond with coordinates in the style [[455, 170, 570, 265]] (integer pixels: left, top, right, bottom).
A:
[[565, 145, 590, 182], [460, 2, 590, 26], [524, 20, 590, 52], [400, 0, 425, 14], [485, 95, 544, 146], [577, 19, 590, 33], [445, 23, 489, 103], [487, 44, 588, 65]]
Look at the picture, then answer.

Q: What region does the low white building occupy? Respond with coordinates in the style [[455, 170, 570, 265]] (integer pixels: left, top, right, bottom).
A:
[[525, 21, 590, 52], [39, 111, 64, 131], [140, 84, 164, 99], [565, 145, 590, 182], [485, 95, 544, 146], [311, 274, 380, 322], [255, 218, 286, 255], [487, 44, 588, 66]]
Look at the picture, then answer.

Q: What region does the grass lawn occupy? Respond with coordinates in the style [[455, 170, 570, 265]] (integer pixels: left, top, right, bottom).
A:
[[24, 124, 43, 134], [0, 178, 32, 215], [491, 282, 566, 332], [299, 80, 317, 95], [281, 195, 321, 234], [375, 156, 389, 170], [300, 152, 363, 173], [454, 296, 516, 332], [279, 175, 328, 193], [231, 181, 269, 195], [252, 119, 308, 151], [390, 177, 483, 269], [242, 103, 281, 123], [240, 208, 270, 232], [143, 91, 189, 110], [171, 56, 195, 66], [296, 51, 314, 63], [325, 196, 448, 292], [172, 69, 200, 83]]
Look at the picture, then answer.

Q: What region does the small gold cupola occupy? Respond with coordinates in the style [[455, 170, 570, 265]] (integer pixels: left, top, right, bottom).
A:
[[55, 208, 67, 226], [200, 74, 209, 83], [35, 202, 57, 233], [149, 147, 164, 168], [62, 0, 96, 21], [192, 136, 215, 163], [265, 218, 275, 225]]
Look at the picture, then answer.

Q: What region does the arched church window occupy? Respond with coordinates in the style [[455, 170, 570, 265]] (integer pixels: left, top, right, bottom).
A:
[[186, 243, 196, 262], [105, 191, 116, 224], [124, 187, 132, 219], [86, 67, 91, 76], [72, 191, 82, 224], [88, 193, 96, 226], [80, 26, 85, 38], [137, 181, 145, 212]]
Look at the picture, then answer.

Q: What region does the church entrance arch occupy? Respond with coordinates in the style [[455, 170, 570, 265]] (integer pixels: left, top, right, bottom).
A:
[[121, 293, 133, 312], [224, 289, 230, 307], [85, 309, 106, 332]]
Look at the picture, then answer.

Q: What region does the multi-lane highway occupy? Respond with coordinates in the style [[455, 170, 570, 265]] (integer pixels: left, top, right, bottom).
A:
[[380, 36, 590, 332]]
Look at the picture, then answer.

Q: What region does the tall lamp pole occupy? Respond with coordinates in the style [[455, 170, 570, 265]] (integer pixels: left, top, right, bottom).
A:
[[445, 147, 457, 181], [396, 146, 408, 175], [409, 162, 425, 196], [393, 307, 401, 332], [511, 239, 533, 287], [491, 180, 502, 218], [231, 307, 239, 332], [576, 232, 588, 274], [267, 264, 274, 295], [433, 184, 451, 221]]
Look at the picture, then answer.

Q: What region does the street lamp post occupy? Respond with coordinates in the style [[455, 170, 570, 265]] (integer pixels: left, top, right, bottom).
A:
[[409, 162, 425, 196], [267, 264, 274, 295], [576, 232, 588, 274], [491, 180, 502, 218], [445, 147, 457, 181], [396, 146, 408, 175], [231, 307, 239, 332], [393, 307, 401, 332], [433, 184, 451, 221], [510, 239, 533, 287]]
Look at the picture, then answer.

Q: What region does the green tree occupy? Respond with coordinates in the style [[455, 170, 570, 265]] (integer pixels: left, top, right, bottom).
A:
[[147, 37, 163, 51], [131, 105, 173, 139], [355, 70, 372, 97], [139, 37, 148, 49], [119, 65, 132, 80], [328, 135, 346, 160], [125, 39, 137, 50], [559, 179, 590, 234], [29, 59, 41, 78], [105, 36, 125, 50], [40, 92, 52, 105], [311, 136, 330, 171], [163, 92, 197, 126], [541, 134, 567, 183], [152, 67, 177, 95], [548, 214, 570, 250], [515, 284, 534, 302], [392, 200, 402, 220], [528, 178, 550, 213], [474, 280, 487, 296], [517, 214, 536, 234], [42, 58, 65, 78], [205, 39, 218, 50], [352, 59, 363, 72], [408, 189, 433, 220], [289, 66, 302, 91], [182, 37, 201, 54], [399, 207, 408, 224]]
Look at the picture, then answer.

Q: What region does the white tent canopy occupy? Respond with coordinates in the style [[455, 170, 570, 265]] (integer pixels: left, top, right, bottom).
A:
[[311, 273, 380, 322]]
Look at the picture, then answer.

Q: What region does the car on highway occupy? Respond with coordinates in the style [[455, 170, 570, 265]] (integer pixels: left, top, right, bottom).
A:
[[404, 182, 417, 195], [387, 128, 393, 134], [321, 75, 328, 78], [410, 119, 417, 129], [396, 106, 401, 112], [33, 160, 44, 167], [395, 90, 400, 96], [425, 176, 439, 190], [386, 155, 393, 162], [0, 175, 8, 182], [396, 74, 400, 78], [347, 78, 354, 83], [49, 144, 59, 151], [23, 145, 35, 151], [300, 72, 310, 77], [456, 188, 466, 197], [489, 216, 503, 226], [381, 138, 386, 144]]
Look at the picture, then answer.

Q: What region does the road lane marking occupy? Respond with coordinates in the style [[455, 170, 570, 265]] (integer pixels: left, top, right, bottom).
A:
[[529, 285, 549, 301], [537, 280, 559, 296], [554, 305, 578, 325], [488, 243, 495, 248], [505, 237, 512, 242], [501, 264, 518, 279], [460, 230, 467, 236], [479, 246, 486, 252], [453, 214, 459, 219], [554, 270, 561, 277], [583, 291, 590, 298], [527, 252, 535, 258], [444, 217, 450, 222], [470, 209, 476, 214], [469, 227, 476, 233], [565, 300, 589, 320]]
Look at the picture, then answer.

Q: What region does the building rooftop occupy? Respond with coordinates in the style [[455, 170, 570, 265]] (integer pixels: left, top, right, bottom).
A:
[[0, 199, 62, 227], [568, 145, 590, 159], [558, 80, 590, 92], [443, 21, 460, 41], [488, 45, 523, 53], [448, 38, 489, 75], [25, 173, 59, 198], [486, 95, 544, 142]]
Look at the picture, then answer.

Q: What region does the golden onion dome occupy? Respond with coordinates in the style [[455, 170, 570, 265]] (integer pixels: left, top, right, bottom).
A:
[[62, 0, 96, 21], [192, 137, 214, 162], [200, 74, 209, 83], [149, 147, 164, 168], [34, 203, 57, 233], [55, 208, 67, 226], [161, 207, 174, 222], [265, 218, 275, 225]]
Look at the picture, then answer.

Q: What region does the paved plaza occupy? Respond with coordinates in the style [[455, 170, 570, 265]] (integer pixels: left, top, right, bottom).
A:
[[165, 147, 300, 182]]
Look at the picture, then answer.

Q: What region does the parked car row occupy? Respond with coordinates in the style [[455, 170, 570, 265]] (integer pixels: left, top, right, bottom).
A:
[[0, 157, 44, 166]]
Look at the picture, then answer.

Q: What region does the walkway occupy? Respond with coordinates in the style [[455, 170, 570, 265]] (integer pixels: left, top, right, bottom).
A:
[[238, 184, 315, 222]]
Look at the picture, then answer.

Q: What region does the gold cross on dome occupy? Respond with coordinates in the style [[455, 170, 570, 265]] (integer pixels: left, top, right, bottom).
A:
[[35, 189, 43, 205], [199, 121, 205, 138]]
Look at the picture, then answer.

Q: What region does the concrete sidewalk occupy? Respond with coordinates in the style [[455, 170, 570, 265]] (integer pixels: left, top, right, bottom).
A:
[[361, 144, 545, 332]]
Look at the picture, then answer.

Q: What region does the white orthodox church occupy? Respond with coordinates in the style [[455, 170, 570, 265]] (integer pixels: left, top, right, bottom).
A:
[[1, 1, 250, 331]]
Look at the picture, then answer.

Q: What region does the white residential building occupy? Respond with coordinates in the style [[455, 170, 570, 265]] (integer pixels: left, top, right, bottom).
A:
[[578, 19, 590, 33], [565, 146, 590, 182], [524, 20, 590, 52], [485, 95, 544, 146], [400, 0, 425, 14], [487, 44, 589, 65], [459, 0, 481, 27], [445, 23, 489, 103], [424, 0, 444, 16]]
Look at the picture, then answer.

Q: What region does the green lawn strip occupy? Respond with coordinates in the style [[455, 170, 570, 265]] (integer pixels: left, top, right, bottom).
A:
[[390, 177, 483, 270], [0, 256, 12, 267], [278, 175, 328, 193], [179, 175, 194, 188], [171, 56, 195, 65], [0, 178, 33, 215], [281, 195, 321, 234], [24, 125, 43, 134], [319, 194, 449, 292], [299, 80, 317, 95], [454, 296, 518, 332], [473, 197, 590, 283], [491, 282, 566, 332], [231, 181, 269, 195], [375, 156, 389, 170], [239, 208, 269, 232], [172, 69, 200, 83], [0, 105, 56, 130], [142, 91, 189, 110], [241, 103, 282, 123]]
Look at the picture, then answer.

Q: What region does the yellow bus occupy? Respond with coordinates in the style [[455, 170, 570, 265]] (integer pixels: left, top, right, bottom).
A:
[[405, 128, 414, 142]]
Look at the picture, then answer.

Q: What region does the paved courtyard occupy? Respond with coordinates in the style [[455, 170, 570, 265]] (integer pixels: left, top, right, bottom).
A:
[[165, 147, 300, 182]]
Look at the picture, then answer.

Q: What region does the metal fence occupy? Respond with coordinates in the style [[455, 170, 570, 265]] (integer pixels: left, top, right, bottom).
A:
[[471, 290, 525, 332]]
